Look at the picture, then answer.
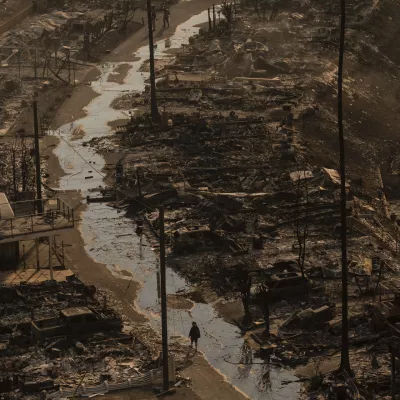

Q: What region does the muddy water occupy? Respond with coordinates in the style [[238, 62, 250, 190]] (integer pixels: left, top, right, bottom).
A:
[[53, 11, 300, 400]]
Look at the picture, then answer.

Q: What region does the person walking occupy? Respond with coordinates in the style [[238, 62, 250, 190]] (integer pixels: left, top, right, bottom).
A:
[[163, 6, 170, 28], [189, 321, 201, 350], [151, 8, 157, 31]]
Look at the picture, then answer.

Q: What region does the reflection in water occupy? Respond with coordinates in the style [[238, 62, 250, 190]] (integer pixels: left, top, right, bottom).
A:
[[259, 357, 272, 393], [238, 342, 253, 380]]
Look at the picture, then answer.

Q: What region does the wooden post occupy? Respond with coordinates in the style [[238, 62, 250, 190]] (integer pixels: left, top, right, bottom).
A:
[[213, 5, 216, 29], [12, 149, 17, 200], [33, 100, 43, 213], [23, 243, 26, 270], [159, 206, 169, 391], [35, 238, 40, 271], [62, 240, 65, 267], [34, 48, 37, 79], [54, 234, 57, 262], [49, 236, 53, 280], [392, 352, 396, 400], [208, 8, 212, 31]]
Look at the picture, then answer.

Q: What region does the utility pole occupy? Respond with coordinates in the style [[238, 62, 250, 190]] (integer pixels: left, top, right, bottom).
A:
[[159, 206, 169, 391], [213, 5, 216, 29], [338, 0, 351, 375], [147, 0, 159, 122], [33, 100, 43, 214]]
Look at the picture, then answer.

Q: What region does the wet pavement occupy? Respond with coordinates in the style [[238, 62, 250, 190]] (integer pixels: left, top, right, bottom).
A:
[[53, 11, 300, 400]]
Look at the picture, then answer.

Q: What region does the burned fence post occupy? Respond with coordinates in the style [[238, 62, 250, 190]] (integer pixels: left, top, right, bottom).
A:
[[213, 5, 216, 29], [49, 235, 54, 281], [12, 149, 17, 200], [35, 238, 40, 271], [62, 240, 65, 267], [33, 99, 43, 214], [23, 243, 26, 270]]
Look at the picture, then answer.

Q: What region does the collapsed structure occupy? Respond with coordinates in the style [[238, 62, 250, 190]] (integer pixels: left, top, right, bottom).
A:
[[82, 0, 400, 398], [2, 0, 400, 397], [0, 275, 177, 397]]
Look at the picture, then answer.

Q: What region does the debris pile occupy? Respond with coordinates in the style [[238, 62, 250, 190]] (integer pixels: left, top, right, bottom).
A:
[[86, 0, 400, 397], [0, 277, 157, 397]]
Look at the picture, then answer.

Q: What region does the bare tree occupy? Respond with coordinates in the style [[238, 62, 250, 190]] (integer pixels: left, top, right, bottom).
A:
[[251, 0, 268, 20], [241, 0, 268, 20], [120, 0, 138, 33], [221, 1, 234, 30]]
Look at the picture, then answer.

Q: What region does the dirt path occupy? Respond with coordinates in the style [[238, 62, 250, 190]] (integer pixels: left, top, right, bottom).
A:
[[47, 2, 248, 399]]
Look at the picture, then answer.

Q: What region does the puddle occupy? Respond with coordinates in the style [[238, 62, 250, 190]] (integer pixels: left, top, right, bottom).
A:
[[53, 11, 300, 400]]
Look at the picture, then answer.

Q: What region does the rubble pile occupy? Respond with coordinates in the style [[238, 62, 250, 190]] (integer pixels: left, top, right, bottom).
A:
[[0, 0, 146, 135], [0, 277, 156, 397], [85, 0, 400, 397]]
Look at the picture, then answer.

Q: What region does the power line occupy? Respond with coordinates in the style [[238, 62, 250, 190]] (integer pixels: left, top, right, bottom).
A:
[[55, 130, 157, 212]]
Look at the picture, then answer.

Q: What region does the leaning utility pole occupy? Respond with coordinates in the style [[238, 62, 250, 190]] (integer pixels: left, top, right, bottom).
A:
[[159, 206, 169, 391], [33, 100, 43, 214], [146, 0, 159, 122], [338, 0, 351, 375]]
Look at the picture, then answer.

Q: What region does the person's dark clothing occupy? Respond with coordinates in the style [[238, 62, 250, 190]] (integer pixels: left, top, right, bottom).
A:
[[189, 325, 200, 339], [189, 325, 200, 347], [163, 9, 170, 27]]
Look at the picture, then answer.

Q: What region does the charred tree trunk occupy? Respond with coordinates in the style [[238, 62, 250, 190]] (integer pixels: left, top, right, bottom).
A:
[[338, 0, 351, 375]]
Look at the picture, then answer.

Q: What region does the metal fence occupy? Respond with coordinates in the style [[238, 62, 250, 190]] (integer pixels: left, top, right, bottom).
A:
[[0, 198, 74, 239]]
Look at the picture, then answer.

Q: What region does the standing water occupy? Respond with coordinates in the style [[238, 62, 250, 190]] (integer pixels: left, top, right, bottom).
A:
[[54, 11, 300, 400]]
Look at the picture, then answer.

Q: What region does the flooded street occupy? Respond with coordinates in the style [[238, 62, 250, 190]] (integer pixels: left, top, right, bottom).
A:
[[53, 11, 299, 400]]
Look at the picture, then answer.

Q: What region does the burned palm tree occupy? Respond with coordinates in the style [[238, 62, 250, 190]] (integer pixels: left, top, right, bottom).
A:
[[338, 0, 351, 375]]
